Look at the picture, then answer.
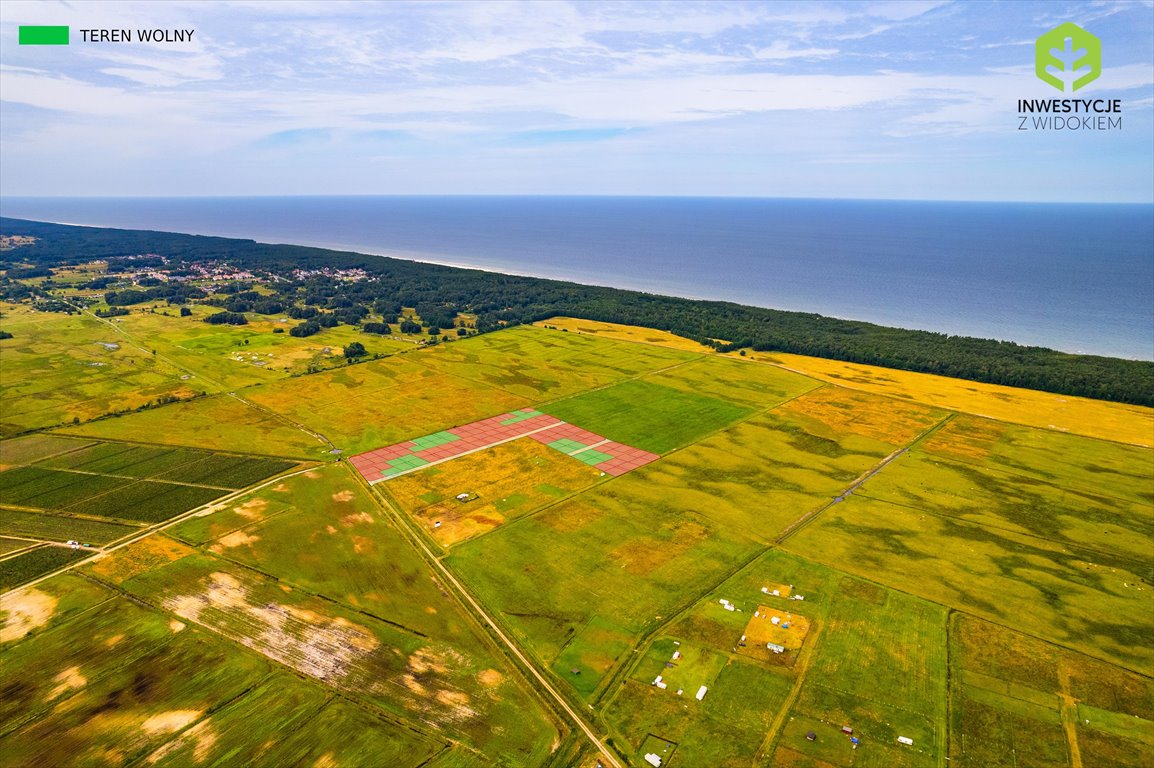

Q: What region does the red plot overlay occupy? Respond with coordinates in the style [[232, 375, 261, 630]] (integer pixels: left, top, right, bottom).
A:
[[350, 408, 659, 483]]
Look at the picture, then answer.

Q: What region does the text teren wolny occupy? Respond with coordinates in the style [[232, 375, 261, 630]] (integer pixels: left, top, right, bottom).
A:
[[80, 29, 194, 43]]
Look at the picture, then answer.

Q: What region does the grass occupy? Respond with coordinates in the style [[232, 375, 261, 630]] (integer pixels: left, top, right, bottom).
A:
[[59, 392, 329, 459], [858, 450, 1153, 563], [633, 392, 924, 544], [0, 624, 272, 766], [412, 323, 703, 401], [112, 550, 558, 762], [739, 350, 1154, 447], [0, 509, 139, 545], [385, 437, 603, 547], [542, 379, 753, 454], [448, 477, 764, 700], [534, 317, 717, 353], [919, 414, 1154, 508], [633, 354, 821, 409], [0, 305, 201, 437], [0, 547, 89, 591], [243, 355, 525, 455], [106, 303, 413, 389], [948, 612, 1154, 768], [198, 464, 487, 642], [786, 494, 1154, 675], [0, 434, 94, 466], [144, 672, 444, 768]]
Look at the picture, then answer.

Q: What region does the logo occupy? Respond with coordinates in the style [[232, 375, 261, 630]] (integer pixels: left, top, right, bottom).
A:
[[1036, 22, 1100, 92]]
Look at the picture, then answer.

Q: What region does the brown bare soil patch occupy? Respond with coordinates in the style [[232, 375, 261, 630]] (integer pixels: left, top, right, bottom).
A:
[[478, 669, 504, 687], [0, 587, 59, 643], [332, 490, 355, 502], [738, 606, 811, 663], [313, 754, 337, 768], [87, 536, 195, 585], [169, 619, 186, 632]]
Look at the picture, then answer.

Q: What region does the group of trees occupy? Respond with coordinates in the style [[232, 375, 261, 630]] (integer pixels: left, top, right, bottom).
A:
[[3, 215, 1151, 406]]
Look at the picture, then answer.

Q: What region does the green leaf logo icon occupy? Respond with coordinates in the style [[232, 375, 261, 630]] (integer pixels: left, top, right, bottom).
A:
[[1036, 22, 1101, 92]]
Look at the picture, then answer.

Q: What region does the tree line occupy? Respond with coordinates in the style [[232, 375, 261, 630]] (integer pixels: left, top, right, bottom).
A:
[[2, 216, 1151, 406]]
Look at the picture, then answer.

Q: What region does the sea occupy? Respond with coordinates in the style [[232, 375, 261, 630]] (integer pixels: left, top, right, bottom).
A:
[[1, 196, 1151, 361]]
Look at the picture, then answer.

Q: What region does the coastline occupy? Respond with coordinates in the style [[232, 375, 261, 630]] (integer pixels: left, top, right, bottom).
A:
[[2, 202, 1151, 361]]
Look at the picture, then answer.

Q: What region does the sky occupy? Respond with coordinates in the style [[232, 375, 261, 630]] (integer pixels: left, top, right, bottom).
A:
[[0, 0, 1152, 201]]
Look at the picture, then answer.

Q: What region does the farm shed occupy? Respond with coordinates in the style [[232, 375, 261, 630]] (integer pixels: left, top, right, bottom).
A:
[[644, 754, 662, 767], [695, 685, 708, 700], [898, 736, 914, 746]]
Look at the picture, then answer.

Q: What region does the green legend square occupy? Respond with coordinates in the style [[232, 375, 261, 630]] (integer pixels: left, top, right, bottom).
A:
[[19, 26, 70, 45]]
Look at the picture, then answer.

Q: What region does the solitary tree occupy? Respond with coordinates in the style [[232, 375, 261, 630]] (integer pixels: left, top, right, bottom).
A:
[[344, 341, 367, 359]]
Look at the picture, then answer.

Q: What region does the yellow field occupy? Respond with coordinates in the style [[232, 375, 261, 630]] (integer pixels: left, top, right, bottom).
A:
[[533, 317, 715, 353], [740, 606, 811, 655], [777, 383, 948, 446], [735, 351, 1154, 446], [384, 439, 603, 547]]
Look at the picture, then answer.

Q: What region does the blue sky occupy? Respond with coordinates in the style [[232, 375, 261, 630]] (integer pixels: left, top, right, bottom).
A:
[[1, 0, 1152, 201]]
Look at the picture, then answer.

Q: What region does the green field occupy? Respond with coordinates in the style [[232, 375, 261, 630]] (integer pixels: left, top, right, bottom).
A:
[[0, 305, 200, 436], [58, 393, 330, 459], [0, 546, 89, 590], [542, 378, 754, 454], [0, 509, 140, 544], [1, 314, 1151, 768]]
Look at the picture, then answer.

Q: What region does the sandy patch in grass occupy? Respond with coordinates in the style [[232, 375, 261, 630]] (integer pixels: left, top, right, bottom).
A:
[[163, 571, 380, 683], [87, 536, 195, 585], [48, 666, 87, 699], [305, 471, 321, 479], [142, 709, 202, 735], [232, 498, 269, 519], [313, 754, 337, 768], [478, 669, 504, 687], [104, 633, 125, 647], [0, 587, 58, 643], [210, 530, 260, 551], [169, 619, 186, 632], [331, 490, 355, 502], [340, 511, 374, 527]]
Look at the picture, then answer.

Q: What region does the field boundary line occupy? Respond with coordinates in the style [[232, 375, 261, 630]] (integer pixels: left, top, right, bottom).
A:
[[225, 391, 337, 452], [1058, 663, 1085, 768], [356, 466, 624, 768], [0, 463, 318, 598], [753, 619, 825, 764], [568, 438, 611, 456], [776, 413, 956, 545]]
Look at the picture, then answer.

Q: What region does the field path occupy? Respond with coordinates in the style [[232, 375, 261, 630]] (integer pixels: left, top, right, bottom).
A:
[[362, 468, 624, 768], [753, 619, 825, 764], [776, 413, 956, 544], [1057, 664, 1084, 768]]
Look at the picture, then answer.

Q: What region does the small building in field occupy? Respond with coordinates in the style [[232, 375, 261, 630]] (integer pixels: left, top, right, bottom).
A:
[[841, 726, 854, 735], [805, 731, 817, 741], [898, 736, 914, 746], [644, 754, 663, 767], [695, 686, 708, 701], [767, 642, 785, 654]]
